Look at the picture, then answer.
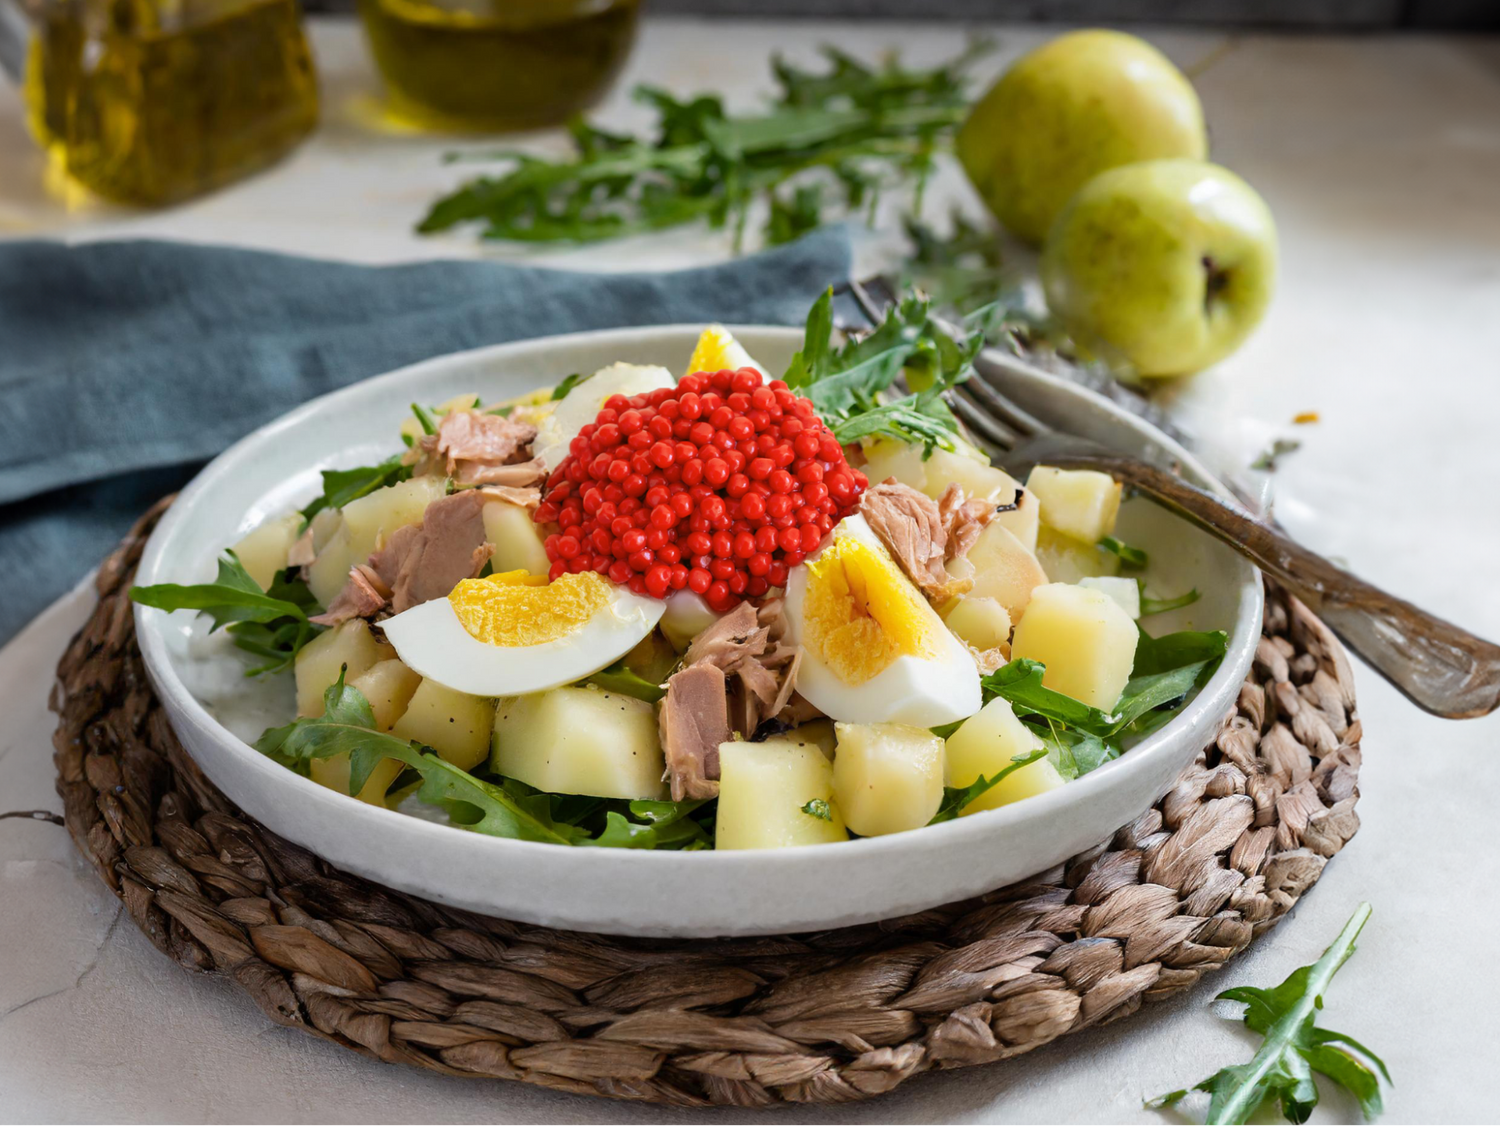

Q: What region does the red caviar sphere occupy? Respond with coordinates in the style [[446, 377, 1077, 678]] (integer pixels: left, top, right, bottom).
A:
[[536, 368, 867, 609]]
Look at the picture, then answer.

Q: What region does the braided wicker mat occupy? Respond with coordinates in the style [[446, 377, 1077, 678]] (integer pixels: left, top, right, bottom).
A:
[[48, 499, 1364, 1108]]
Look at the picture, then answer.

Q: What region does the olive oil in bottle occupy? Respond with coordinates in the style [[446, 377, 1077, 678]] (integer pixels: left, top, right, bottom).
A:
[[23, 0, 319, 206], [357, 0, 639, 133]]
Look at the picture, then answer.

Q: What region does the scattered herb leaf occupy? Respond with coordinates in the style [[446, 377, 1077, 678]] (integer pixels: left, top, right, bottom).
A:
[[1138, 580, 1202, 617], [1253, 437, 1302, 472], [419, 42, 990, 249], [411, 402, 440, 436], [585, 661, 667, 703], [551, 372, 589, 401], [1151, 903, 1388, 1124], [1099, 535, 1148, 569], [801, 798, 834, 821]]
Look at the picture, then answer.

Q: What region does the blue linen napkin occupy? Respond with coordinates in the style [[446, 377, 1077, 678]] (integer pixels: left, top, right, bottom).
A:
[[0, 229, 852, 644]]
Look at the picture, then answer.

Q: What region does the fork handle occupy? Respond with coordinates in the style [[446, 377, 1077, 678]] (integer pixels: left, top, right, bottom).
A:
[[1049, 451, 1500, 718]]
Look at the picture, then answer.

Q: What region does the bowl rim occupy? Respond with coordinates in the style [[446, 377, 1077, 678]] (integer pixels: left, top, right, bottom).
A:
[[134, 323, 1263, 872]]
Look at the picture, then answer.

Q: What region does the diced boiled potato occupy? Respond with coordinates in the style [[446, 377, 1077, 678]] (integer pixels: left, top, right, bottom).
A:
[[308, 507, 342, 554], [832, 722, 944, 836], [349, 659, 422, 729], [992, 487, 1040, 553], [482, 501, 550, 576], [491, 686, 667, 800], [294, 620, 395, 716], [944, 697, 1063, 815], [965, 522, 1050, 623], [942, 595, 1013, 654], [1010, 583, 1139, 710], [1079, 576, 1141, 620], [1034, 526, 1119, 584], [715, 739, 848, 849], [232, 513, 302, 590], [391, 679, 496, 770], [307, 476, 448, 605], [1026, 466, 1122, 544], [310, 752, 404, 806], [787, 719, 837, 759], [860, 440, 1040, 550], [342, 475, 449, 558]]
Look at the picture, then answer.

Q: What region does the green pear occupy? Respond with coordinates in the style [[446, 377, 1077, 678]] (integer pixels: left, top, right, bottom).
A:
[[1041, 159, 1278, 377], [958, 29, 1207, 246]]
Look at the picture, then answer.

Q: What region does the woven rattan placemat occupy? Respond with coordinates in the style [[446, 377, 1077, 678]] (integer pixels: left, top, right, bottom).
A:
[[48, 499, 1363, 1107]]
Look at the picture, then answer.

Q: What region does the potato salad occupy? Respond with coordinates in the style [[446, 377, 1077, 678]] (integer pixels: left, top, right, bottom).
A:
[[133, 292, 1226, 851]]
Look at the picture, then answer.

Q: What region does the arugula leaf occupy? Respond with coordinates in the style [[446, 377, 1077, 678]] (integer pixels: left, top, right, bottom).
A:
[[982, 627, 1229, 741], [301, 455, 412, 520], [223, 569, 322, 675], [411, 402, 440, 436], [551, 372, 589, 401], [255, 674, 587, 845], [1028, 717, 1119, 781], [131, 552, 313, 629], [420, 43, 988, 249], [1099, 535, 1148, 569], [1152, 903, 1388, 1124], [981, 659, 1119, 736], [801, 798, 833, 821], [590, 799, 712, 849], [585, 660, 667, 703], [1138, 580, 1202, 617], [928, 748, 1047, 823], [783, 288, 983, 455]]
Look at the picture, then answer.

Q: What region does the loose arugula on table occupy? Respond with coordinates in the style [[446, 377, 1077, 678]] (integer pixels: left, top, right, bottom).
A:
[[784, 287, 985, 455], [418, 42, 989, 249], [1152, 903, 1389, 1124], [255, 672, 712, 849]]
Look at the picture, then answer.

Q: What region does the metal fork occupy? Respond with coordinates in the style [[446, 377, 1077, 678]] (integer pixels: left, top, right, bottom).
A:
[[841, 276, 1500, 719]]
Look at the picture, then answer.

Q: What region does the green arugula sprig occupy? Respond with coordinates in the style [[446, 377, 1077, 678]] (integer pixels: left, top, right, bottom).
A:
[[1152, 903, 1389, 1124], [255, 674, 711, 849], [1139, 581, 1202, 617], [301, 455, 411, 521], [801, 798, 834, 821], [419, 43, 989, 249], [785, 287, 983, 455], [130, 554, 324, 675], [928, 748, 1048, 823]]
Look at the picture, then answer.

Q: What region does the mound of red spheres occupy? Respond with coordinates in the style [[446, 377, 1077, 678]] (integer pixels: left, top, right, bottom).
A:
[[535, 367, 868, 610]]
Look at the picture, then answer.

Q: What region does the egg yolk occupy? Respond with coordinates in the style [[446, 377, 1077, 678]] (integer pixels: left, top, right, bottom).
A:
[[683, 326, 739, 379], [449, 570, 610, 647], [802, 535, 935, 684]]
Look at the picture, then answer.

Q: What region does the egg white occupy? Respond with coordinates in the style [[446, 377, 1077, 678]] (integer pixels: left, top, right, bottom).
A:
[[532, 362, 677, 473], [380, 586, 666, 697], [784, 515, 980, 727]]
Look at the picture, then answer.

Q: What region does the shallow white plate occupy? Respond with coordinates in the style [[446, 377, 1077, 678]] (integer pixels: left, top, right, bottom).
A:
[[134, 326, 1262, 938]]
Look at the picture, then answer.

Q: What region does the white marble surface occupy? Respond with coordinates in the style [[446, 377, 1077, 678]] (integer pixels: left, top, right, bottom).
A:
[[3, 16, 1500, 1124]]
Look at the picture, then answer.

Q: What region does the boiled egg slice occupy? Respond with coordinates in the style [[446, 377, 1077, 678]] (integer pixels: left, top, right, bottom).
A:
[[532, 362, 676, 473], [784, 515, 980, 727], [684, 325, 766, 378], [380, 570, 665, 697]]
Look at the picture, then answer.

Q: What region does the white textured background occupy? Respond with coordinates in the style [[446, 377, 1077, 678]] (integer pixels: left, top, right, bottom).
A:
[[2, 19, 1499, 1122]]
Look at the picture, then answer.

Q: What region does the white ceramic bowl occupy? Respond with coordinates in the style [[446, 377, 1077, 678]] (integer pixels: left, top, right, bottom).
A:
[[134, 326, 1262, 938]]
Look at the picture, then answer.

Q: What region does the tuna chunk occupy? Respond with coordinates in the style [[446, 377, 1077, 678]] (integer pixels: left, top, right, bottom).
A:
[[938, 482, 996, 561], [658, 663, 731, 801], [367, 490, 495, 614], [414, 410, 538, 483], [309, 564, 391, 626], [859, 478, 996, 602], [457, 458, 547, 491]]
